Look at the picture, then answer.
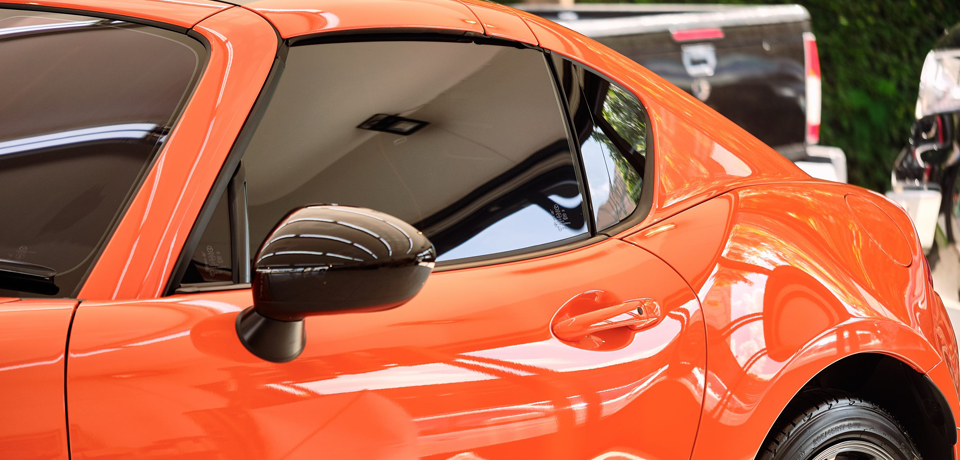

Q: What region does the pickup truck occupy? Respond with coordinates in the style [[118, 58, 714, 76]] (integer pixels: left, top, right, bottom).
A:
[[519, 3, 848, 182]]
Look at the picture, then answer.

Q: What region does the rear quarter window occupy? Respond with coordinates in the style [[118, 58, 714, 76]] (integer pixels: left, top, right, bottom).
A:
[[551, 55, 651, 232]]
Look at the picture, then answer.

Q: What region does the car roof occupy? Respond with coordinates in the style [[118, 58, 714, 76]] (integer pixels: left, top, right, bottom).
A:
[[2, 0, 534, 42], [223, 0, 805, 223], [3, 0, 230, 29], [8, 0, 806, 227], [230, 0, 538, 43]]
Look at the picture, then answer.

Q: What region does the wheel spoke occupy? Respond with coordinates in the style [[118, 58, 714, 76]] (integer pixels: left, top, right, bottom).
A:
[[811, 440, 897, 460]]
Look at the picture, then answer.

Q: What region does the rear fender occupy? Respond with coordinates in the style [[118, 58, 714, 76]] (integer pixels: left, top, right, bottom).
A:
[[687, 319, 941, 460], [624, 183, 945, 459]]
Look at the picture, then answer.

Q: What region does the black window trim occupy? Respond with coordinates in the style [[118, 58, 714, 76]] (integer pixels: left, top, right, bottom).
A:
[[166, 30, 658, 295], [0, 5, 212, 298], [167, 53, 286, 296], [548, 52, 657, 238], [545, 51, 599, 239]]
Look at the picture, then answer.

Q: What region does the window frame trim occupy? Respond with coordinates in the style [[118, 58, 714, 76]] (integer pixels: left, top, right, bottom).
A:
[[166, 52, 287, 296], [166, 31, 646, 295], [547, 53, 657, 238]]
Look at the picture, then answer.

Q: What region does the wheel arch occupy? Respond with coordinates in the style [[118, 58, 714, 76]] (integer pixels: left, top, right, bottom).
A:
[[750, 339, 955, 459], [692, 319, 947, 460], [626, 183, 955, 459], [757, 352, 956, 459]]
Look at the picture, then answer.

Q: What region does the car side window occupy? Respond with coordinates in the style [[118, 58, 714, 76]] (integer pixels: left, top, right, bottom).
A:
[[551, 56, 649, 231], [181, 40, 590, 287], [180, 192, 233, 285], [0, 9, 205, 297]]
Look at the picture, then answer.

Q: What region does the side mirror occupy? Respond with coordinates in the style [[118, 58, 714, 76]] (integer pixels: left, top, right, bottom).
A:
[[236, 205, 436, 362]]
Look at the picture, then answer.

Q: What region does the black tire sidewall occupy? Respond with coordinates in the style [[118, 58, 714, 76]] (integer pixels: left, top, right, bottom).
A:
[[772, 404, 920, 460]]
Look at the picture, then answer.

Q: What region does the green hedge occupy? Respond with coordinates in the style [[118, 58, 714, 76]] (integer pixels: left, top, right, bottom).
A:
[[513, 0, 960, 192]]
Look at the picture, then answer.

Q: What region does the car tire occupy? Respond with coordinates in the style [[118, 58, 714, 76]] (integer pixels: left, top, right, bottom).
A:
[[757, 390, 921, 460]]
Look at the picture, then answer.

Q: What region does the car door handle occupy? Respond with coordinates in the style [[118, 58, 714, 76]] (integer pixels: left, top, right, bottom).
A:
[[552, 298, 662, 342]]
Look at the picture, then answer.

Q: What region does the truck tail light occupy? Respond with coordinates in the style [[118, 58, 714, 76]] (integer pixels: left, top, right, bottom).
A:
[[671, 28, 724, 42], [804, 32, 821, 144]]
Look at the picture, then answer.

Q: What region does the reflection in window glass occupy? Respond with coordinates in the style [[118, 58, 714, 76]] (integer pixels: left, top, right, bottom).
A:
[[580, 126, 639, 229], [603, 85, 648, 155], [181, 191, 232, 284], [440, 187, 586, 261], [552, 56, 648, 231], [235, 41, 588, 264], [0, 10, 203, 297]]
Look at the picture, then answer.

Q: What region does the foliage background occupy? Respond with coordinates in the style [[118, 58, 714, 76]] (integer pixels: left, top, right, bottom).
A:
[[515, 0, 960, 192]]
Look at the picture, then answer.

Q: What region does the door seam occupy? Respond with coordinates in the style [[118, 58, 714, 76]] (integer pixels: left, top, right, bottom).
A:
[[617, 239, 708, 460], [62, 301, 80, 460]]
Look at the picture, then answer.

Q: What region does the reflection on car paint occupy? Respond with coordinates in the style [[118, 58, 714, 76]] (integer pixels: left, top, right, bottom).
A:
[[625, 184, 953, 459], [1, 1, 957, 459], [67, 239, 705, 459]]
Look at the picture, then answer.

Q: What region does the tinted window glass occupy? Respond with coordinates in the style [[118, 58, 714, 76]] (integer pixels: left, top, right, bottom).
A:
[[237, 41, 587, 264], [181, 191, 232, 285], [0, 10, 204, 297], [552, 57, 648, 231]]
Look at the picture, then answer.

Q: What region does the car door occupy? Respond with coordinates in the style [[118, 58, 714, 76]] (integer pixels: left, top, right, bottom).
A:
[[66, 36, 706, 459]]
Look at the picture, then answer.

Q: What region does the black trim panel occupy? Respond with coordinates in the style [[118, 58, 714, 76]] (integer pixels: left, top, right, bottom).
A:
[[546, 52, 658, 238], [227, 163, 250, 284], [435, 234, 607, 272], [545, 50, 598, 238], [289, 29, 531, 49], [164, 52, 287, 296], [176, 282, 251, 295]]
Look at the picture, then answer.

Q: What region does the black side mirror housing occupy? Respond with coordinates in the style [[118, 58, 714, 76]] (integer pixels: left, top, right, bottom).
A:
[[237, 205, 436, 362]]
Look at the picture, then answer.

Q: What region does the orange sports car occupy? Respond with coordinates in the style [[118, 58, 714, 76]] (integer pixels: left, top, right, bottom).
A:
[[0, 1, 957, 459]]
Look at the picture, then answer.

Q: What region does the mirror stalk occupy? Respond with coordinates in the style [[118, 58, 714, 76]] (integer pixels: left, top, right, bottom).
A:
[[236, 205, 435, 362], [236, 307, 305, 363]]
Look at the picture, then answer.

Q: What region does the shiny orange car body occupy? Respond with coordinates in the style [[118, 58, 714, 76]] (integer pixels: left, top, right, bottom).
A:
[[1, 0, 958, 459]]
